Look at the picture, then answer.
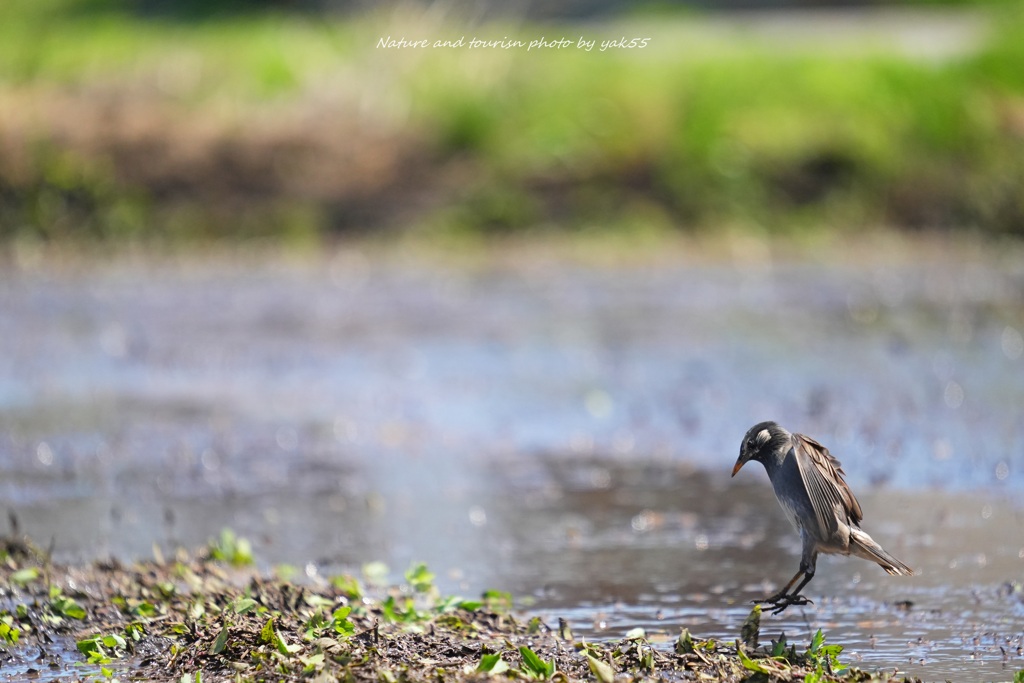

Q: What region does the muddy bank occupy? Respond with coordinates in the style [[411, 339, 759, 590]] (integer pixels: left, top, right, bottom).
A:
[[0, 86, 440, 240]]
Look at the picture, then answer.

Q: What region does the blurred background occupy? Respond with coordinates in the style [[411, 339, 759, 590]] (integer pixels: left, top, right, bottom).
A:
[[1, 0, 1023, 244], [2, 0, 1024, 679]]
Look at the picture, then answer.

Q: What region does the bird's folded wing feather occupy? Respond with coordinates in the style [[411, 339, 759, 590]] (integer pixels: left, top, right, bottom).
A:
[[792, 433, 864, 536]]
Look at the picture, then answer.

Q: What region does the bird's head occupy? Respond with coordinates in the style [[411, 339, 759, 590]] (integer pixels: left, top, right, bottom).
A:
[[732, 421, 789, 476]]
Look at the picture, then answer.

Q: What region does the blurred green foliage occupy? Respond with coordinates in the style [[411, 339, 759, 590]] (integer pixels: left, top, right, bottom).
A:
[[417, 5, 1024, 235], [0, 0, 1022, 244], [411, 3, 1024, 235]]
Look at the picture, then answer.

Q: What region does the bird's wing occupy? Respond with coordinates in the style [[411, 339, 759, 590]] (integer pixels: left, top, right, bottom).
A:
[[791, 433, 864, 536]]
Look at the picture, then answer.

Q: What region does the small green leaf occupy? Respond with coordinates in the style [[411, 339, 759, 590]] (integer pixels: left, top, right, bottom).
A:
[[737, 644, 770, 674], [380, 596, 423, 624], [259, 616, 297, 654], [587, 655, 614, 683], [809, 628, 825, 654], [77, 637, 103, 657], [276, 633, 300, 655], [304, 610, 327, 638], [329, 574, 363, 599], [232, 597, 258, 615], [0, 620, 21, 646], [675, 628, 694, 654], [771, 632, 789, 658], [209, 627, 229, 655], [404, 562, 436, 592], [155, 581, 176, 599], [332, 606, 355, 637], [477, 653, 509, 674], [51, 596, 86, 620], [381, 596, 400, 623], [209, 529, 254, 567], [482, 589, 512, 610], [134, 601, 158, 618], [102, 633, 126, 649], [625, 627, 645, 640], [740, 604, 760, 650], [362, 561, 389, 586], [434, 595, 459, 612], [304, 594, 334, 609], [260, 617, 276, 645], [519, 646, 553, 678], [10, 568, 40, 586]]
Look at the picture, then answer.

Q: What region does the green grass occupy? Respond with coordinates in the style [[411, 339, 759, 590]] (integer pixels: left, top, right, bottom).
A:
[[404, 3, 1024, 234], [1, 0, 1023, 243], [0, 0, 360, 100]]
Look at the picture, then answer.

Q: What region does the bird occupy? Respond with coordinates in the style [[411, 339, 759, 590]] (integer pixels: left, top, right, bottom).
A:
[[732, 421, 913, 614]]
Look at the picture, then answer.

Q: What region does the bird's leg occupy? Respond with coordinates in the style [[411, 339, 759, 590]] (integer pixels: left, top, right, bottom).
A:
[[766, 596, 812, 615], [788, 570, 814, 600], [784, 552, 817, 604], [756, 568, 804, 605], [756, 558, 816, 614], [766, 576, 814, 614]]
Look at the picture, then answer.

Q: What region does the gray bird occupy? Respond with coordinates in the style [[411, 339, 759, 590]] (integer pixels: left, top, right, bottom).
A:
[[732, 421, 914, 613]]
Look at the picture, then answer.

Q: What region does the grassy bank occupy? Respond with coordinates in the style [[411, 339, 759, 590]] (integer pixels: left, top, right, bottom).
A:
[[0, 530, 912, 682], [1, 1, 1023, 245]]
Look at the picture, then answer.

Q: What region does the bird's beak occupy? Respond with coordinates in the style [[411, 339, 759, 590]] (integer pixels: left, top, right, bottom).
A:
[[731, 456, 746, 477]]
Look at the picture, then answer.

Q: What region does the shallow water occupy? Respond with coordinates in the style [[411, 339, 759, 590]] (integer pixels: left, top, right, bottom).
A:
[[1, 247, 1023, 680], [498, 458, 1024, 681]]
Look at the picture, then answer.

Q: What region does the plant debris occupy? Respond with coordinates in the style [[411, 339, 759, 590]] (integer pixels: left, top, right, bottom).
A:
[[0, 529, 922, 682]]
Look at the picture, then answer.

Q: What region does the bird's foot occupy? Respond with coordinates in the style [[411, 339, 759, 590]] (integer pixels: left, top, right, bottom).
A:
[[754, 593, 813, 615]]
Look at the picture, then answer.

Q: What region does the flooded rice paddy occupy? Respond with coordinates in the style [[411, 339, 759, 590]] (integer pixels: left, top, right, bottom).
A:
[[1, 243, 1023, 680]]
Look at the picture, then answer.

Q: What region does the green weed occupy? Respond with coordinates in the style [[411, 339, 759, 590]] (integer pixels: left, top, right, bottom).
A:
[[206, 528, 254, 567], [0, 613, 20, 648]]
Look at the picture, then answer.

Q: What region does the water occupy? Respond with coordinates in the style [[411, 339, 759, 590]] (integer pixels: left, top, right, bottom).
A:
[[1, 244, 1023, 680], [499, 458, 1024, 680]]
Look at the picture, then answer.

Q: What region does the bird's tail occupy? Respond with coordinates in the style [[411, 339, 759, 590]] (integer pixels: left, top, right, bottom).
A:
[[849, 528, 914, 576]]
